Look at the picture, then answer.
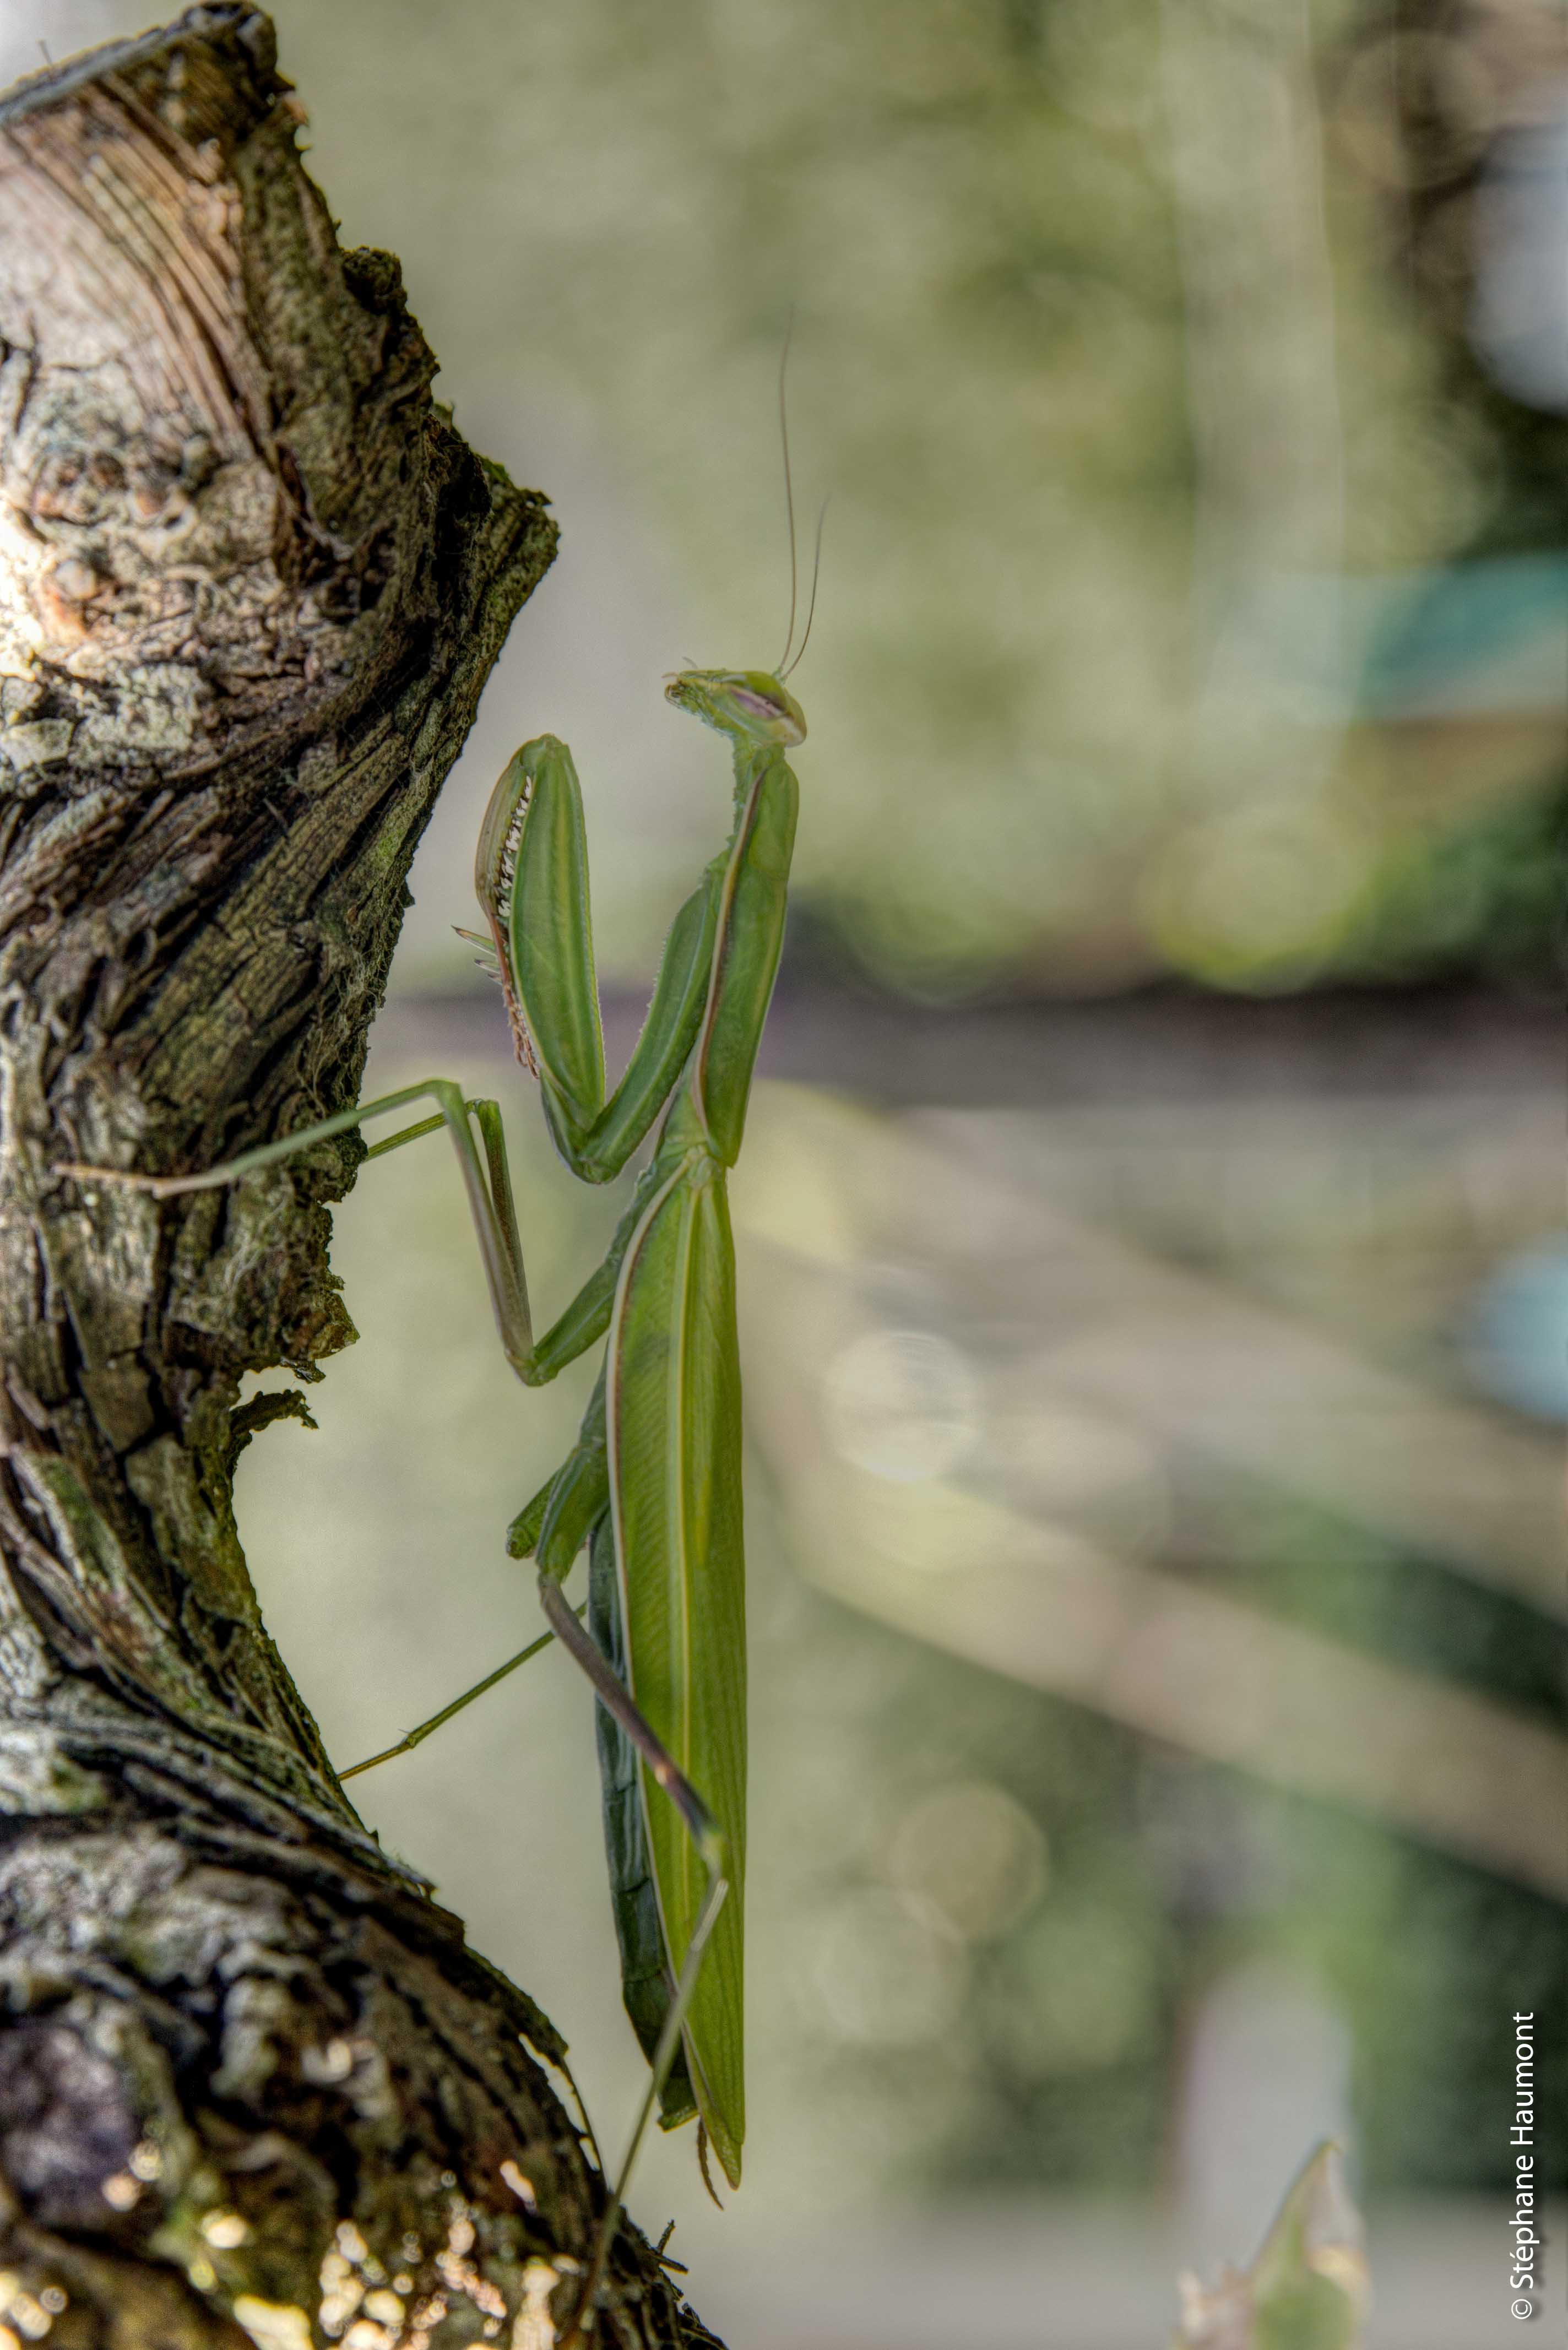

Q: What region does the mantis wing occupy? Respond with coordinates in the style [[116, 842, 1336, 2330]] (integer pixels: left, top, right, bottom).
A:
[[606, 1147, 746, 2187]]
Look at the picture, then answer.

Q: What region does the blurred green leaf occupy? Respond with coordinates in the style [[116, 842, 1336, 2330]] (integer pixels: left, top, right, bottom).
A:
[[1172, 2143, 1370, 2350]]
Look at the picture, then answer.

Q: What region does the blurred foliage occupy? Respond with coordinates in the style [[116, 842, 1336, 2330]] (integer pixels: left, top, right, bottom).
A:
[[1176, 1493, 1565, 2200], [744, 1419, 1565, 2212], [1190, 1480, 1567, 1724], [1335, 775, 1566, 985], [725, 1074, 1566, 2212], [1311, 1827, 1564, 2198], [253, 0, 1566, 1000], [747, 1590, 1174, 2197]]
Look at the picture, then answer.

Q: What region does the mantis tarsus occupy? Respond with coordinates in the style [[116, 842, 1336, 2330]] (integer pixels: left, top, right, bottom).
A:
[[57, 648, 809, 2328]]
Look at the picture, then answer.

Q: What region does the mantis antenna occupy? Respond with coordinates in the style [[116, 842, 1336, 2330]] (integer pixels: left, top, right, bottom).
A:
[[783, 495, 828, 681], [774, 313, 800, 674], [772, 315, 827, 682]]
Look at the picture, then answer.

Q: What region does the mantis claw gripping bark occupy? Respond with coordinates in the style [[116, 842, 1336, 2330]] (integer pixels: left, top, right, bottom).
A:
[[54, 658, 807, 2316]]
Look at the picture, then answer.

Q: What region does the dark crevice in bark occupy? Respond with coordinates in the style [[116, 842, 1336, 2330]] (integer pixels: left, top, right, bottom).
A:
[[0, 9, 721, 2343]]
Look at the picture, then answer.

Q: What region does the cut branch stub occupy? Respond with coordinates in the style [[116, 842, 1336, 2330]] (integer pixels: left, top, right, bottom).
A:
[[0, 7, 438, 775]]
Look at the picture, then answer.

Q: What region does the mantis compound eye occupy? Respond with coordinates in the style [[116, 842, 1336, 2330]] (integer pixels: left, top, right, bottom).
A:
[[730, 686, 791, 725], [707, 672, 807, 742]]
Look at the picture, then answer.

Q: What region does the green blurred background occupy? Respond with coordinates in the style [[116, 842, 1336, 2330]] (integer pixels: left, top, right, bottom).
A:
[[17, 2, 1567, 2342]]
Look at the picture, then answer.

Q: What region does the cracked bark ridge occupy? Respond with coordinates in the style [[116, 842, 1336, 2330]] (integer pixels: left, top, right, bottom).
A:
[[0, 12, 719, 2346]]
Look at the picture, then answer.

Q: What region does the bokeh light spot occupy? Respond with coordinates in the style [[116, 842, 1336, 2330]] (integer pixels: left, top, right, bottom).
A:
[[809, 1887, 968, 2048], [823, 1328, 981, 1483], [886, 1779, 1048, 1943]]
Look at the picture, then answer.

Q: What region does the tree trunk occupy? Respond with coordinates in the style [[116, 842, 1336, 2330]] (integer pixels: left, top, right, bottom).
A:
[[0, 10, 718, 2344]]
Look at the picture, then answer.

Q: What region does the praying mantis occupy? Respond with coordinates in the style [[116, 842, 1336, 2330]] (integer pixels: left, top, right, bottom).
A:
[[57, 566, 814, 2320]]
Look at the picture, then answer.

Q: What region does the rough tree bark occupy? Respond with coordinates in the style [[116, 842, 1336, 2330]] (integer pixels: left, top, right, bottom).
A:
[[0, 11, 719, 2345]]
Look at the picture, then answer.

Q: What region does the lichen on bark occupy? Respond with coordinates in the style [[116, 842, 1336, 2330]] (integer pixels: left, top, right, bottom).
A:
[[0, 10, 718, 2344]]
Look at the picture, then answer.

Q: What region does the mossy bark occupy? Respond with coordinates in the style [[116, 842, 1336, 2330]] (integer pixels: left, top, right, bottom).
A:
[[0, 10, 717, 2344]]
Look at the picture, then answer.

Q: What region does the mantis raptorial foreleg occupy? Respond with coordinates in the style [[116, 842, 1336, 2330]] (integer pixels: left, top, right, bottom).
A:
[[54, 661, 805, 2303]]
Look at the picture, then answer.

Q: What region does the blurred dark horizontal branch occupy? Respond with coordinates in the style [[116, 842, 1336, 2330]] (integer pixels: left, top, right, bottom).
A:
[[379, 976, 1561, 1109]]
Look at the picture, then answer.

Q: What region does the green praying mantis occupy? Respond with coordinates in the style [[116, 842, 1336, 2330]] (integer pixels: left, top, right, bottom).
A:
[[57, 476, 819, 2324]]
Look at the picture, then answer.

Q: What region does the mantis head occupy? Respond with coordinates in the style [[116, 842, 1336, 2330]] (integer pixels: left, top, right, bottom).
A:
[[665, 669, 806, 747]]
